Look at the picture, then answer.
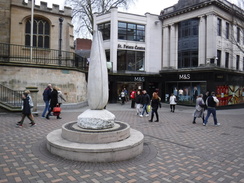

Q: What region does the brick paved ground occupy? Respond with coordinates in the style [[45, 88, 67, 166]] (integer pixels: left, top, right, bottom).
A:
[[0, 102, 244, 183]]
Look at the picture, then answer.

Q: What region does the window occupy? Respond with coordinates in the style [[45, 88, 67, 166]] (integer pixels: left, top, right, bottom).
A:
[[178, 18, 199, 68], [98, 22, 111, 40], [217, 50, 221, 66], [25, 18, 50, 48], [236, 55, 240, 70], [237, 27, 240, 43], [118, 22, 145, 42], [226, 22, 229, 39], [117, 51, 144, 71], [225, 52, 229, 68], [178, 51, 198, 68], [217, 18, 222, 36]]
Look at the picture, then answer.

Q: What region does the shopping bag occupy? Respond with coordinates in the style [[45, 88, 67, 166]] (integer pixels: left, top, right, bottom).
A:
[[147, 105, 151, 112]]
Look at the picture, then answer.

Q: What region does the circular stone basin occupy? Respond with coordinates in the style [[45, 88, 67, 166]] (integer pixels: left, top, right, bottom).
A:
[[46, 122, 144, 162], [61, 121, 130, 144]]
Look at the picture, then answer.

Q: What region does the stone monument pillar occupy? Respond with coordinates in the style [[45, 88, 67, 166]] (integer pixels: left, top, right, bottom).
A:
[[77, 31, 115, 129]]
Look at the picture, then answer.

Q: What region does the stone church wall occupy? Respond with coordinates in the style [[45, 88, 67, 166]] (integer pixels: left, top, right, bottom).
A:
[[0, 0, 10, 44], [0, 66, 87, 104]]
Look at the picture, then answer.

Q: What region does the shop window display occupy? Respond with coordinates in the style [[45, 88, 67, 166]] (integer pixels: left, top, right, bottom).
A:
[[165, 82, 206, 105], [216, 85, 244, 106]]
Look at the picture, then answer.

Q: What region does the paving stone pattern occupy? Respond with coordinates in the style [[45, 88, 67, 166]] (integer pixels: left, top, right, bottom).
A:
[[0, 103, 244, 183]]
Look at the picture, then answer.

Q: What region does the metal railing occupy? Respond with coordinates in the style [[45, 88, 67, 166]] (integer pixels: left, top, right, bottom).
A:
[[0, 43, 88, 71], [0, 84, 23, 109]]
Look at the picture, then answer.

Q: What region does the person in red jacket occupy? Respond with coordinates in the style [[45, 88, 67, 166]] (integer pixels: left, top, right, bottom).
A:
[[130, 89, 136, 108]]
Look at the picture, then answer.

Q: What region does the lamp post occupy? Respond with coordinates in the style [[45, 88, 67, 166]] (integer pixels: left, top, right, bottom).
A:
[[58, 17, 64, 66], [30, 0, 35, 61]]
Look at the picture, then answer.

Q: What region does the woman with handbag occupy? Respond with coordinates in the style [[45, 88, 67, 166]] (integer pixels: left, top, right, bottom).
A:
[[149, 92, 161, 122], [192, 94, 205, 124], [46, 86, 62, 119]]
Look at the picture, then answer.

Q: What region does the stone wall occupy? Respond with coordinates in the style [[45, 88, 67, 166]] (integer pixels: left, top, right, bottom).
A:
[[0, 0, 10, 43], [0, 66, 87, 104]]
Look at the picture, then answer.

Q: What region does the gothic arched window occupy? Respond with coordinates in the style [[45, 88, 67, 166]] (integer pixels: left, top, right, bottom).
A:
[[25, 18, 50, 48]]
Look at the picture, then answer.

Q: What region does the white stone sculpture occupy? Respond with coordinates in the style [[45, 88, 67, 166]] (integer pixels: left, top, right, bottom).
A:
[[88, 30, 108, 110], [77, 30, 115, 129]]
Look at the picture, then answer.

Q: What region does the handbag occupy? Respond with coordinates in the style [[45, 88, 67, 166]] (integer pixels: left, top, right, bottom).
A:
[[53, 105, 61, 116], [199, 100, 205, 108], [147, 105, 151, 112]]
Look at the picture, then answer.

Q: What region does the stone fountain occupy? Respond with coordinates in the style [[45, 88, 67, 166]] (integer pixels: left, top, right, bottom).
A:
[[46, 31, 144, 162]]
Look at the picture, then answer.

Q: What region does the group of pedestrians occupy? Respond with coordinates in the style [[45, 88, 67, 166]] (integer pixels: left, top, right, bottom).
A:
[[42, 84, 66, 120], [16, 84, 66, 127], [134, 90, 161, 122], [130, 88, 220, 126], [192, 91, 220, 126]]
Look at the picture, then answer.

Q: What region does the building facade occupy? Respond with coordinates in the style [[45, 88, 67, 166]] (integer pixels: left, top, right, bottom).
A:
[[160, 0, 244, 106], [10, 0, 74, 51], [94, 0, 244, 106], [94, 8, 163, 102]]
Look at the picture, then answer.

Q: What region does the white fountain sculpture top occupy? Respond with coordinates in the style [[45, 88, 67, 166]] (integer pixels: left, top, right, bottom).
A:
[[77, 31, 115, 129]]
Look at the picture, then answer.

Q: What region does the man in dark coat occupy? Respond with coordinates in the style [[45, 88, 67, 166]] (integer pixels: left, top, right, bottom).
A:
[[140, 90, 150, 117], [42, 84, 52, 118]]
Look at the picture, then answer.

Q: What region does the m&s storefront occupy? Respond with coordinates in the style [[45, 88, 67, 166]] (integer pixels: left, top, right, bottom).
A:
[[160, 69, 244, 107]]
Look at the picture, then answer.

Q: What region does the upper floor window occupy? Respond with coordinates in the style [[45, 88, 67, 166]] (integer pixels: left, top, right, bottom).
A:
[[236, 55, 240, 70], [178, 18, 199, 38], [225, 52, 229, 68], [25, 18, 50, 48], [117, 50, 144, 72], [217, 18, 222, 36], [217, 50, 221, 66], [226, 22, 229, 39], [98, 22, 111, 40], [237, 27, 240, 43], [178, 18, 199, 68], [243, 57, 244, 71], [118, 22, 145, 42]]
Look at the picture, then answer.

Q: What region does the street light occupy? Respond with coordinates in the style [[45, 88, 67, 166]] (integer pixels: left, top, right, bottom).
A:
[[59, 17, 64, 66]]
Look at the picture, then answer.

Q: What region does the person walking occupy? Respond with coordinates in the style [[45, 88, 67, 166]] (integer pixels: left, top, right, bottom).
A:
[[16, 90, 35, 127], [140, 90, 150, 117], [135, 90, 142, 115], [46, 86, 61, 119], [120, 89, 126, 105], [130, 89, 136, 108], [57, 87, 66, 107], [202, 91, 210, 110], [41, 84, 52, 118], [149, 92, 161, 122], [169, 93, 177, 112], [203, 92, 220, 126], [192, 94, 205, 124]]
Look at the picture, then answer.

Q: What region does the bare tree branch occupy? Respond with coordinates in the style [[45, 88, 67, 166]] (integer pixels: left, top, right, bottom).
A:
[[65, 0, 135, 38]]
